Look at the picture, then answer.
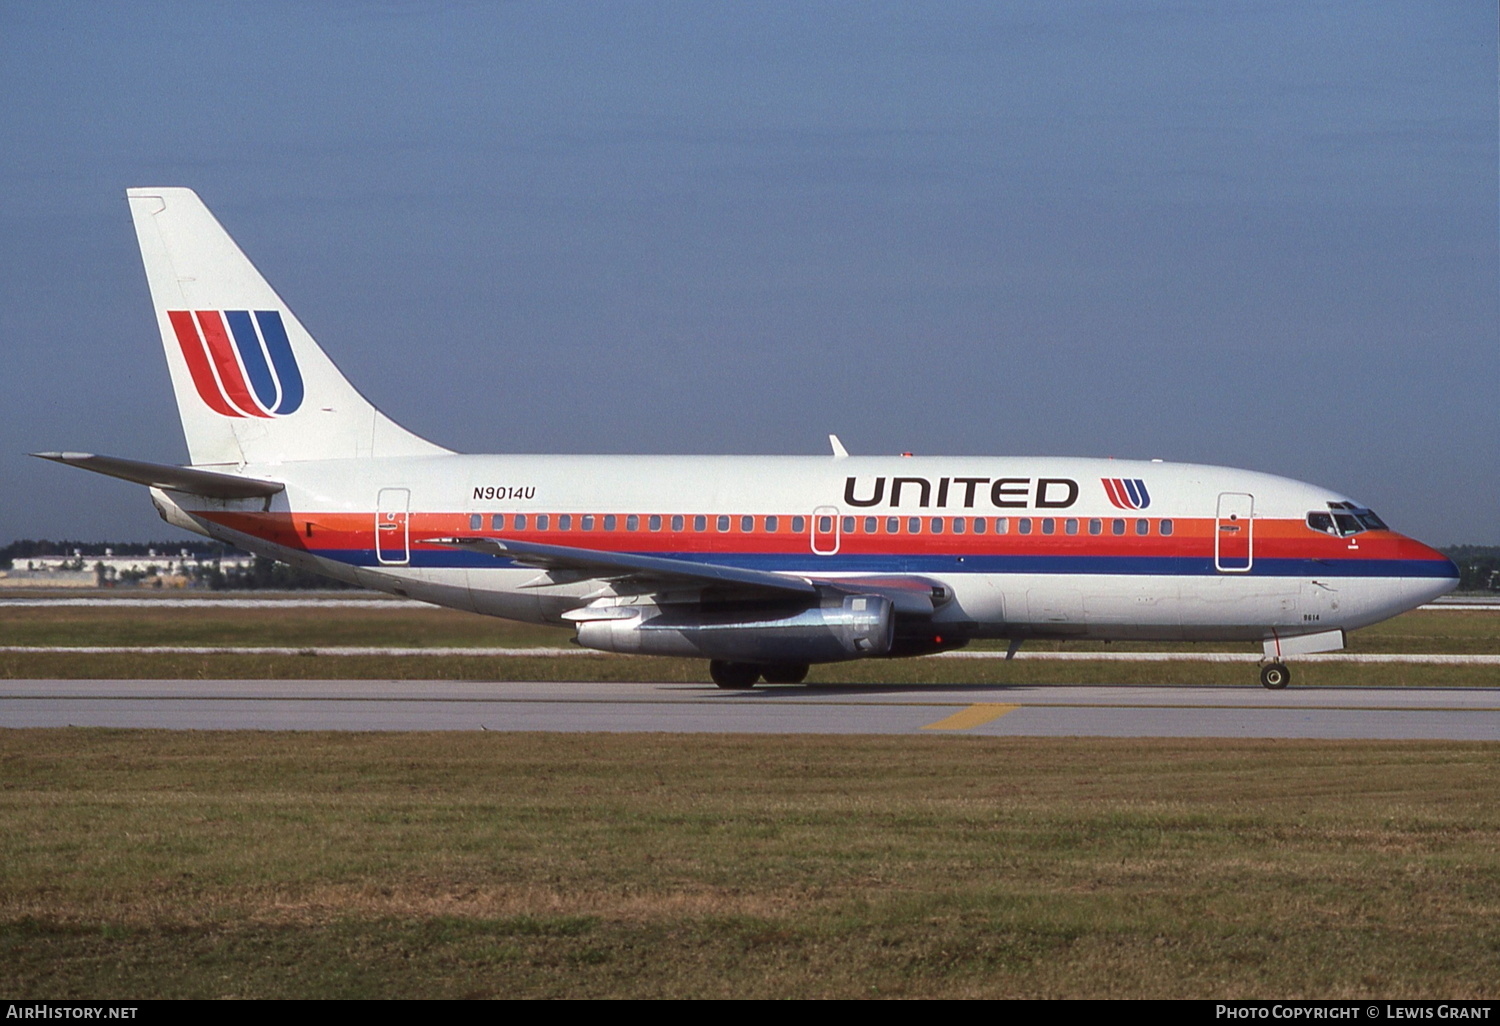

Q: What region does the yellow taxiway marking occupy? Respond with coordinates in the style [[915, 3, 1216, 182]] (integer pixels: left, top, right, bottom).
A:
[[922, 703, 1021, 731]]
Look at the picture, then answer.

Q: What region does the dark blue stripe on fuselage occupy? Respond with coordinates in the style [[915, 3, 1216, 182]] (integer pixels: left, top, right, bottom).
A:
[[310, 548, 1459, 579]]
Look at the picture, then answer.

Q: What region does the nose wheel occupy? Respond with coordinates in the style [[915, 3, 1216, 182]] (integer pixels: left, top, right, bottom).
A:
[[1260, 662, 1290, 690]]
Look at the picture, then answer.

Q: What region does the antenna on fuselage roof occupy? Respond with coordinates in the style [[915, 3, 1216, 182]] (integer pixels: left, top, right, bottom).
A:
[[828, 434, 849, 459]]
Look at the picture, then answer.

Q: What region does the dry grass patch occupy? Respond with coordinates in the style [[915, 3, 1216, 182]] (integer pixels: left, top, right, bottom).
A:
[[1, 730, 1497, 997]]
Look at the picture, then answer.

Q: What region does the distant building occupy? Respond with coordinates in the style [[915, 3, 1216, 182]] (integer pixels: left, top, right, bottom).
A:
[[0, 548, 256, 588]]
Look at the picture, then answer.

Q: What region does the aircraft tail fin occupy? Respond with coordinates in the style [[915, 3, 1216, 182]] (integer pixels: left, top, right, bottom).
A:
[[126, 188, 450, 466]]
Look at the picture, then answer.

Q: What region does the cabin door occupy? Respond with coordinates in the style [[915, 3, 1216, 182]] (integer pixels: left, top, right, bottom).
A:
[[376, 487, 411, 565], [1215, 492, 1254, 572]]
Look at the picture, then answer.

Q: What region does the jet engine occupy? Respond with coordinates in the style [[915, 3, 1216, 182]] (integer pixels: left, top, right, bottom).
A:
[[571, 593, 895, 664]]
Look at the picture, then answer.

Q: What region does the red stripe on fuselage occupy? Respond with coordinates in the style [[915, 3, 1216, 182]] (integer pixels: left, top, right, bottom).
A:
[[192, 510, 1433, 567], [195, 311, 269, 417]]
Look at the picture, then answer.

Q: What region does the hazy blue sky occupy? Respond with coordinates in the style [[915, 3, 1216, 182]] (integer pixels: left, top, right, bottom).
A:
[[1, 2, 1494, 544]]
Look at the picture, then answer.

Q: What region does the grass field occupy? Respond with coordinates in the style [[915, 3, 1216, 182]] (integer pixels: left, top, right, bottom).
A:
[[2, 731, 1497, 999], [2, 600, 1496, 998], [1, 601, 1496, 686]]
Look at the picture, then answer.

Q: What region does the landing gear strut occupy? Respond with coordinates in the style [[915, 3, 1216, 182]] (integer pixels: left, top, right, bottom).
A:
[[1260, 662, 1290, 690]]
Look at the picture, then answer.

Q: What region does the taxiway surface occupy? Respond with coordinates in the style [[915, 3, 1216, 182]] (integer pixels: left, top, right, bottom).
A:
[[2, 680, 1497, 739]]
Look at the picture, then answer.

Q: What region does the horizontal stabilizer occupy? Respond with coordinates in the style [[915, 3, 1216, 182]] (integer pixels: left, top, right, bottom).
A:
[[424, 536, 818, 597], [32, 452, 284, 499]]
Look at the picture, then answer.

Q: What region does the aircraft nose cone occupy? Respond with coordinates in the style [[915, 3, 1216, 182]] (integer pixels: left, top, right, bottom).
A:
[[1398, 536, 1460, 605]]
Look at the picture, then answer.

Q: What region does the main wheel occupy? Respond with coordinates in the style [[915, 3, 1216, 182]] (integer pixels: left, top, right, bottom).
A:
[[1260, 662, 1290, 690], [761, 663, 810, 685], [709, 660, 760, 689]]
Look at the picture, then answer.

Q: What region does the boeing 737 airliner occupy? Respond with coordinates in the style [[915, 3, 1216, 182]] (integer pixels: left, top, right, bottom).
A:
[[37, 189, 1458, 689]]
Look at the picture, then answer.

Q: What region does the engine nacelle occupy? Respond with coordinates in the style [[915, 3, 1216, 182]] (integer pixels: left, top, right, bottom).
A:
[[574, 594, 895, 663]]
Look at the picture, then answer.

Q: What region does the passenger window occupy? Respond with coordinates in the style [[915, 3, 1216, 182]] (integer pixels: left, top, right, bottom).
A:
[[490, 514, 504, 530], [818, 516, 832, 533], [742, 516, 754, 532], [649, 515, 662, 531], [671, 515, 684, 532], [1041, 518, 1055, 535], [559, 515, 572, 531], [605, 515, 618, 530], [973, 518, 986, 535], [1112, 519, 1125, 536], [536, 514, 549, 530], [1018, 518, 1032, 535], [886, 517, 900, 533], [930, 517, 944, 534], [792, 516, 806, 533], [953, 517, 966, 534], [864, 517, 877, 533], [626, 514, 639, 531], [908, 517, 921, 534], [765, 515, 779, 532], [469, 514, 482, 531], [717, 515, 729, 532], [995, 517, 1008, 534], [1089, 518, 1102, 535], [514, 514, 527, 530], [1136, 519, 1149, 535], [1065, 518, 1078, 535], [842, 516, 855, 533], [582, 515, 595, 531], [1160, 519, 1173, 536], [694, 515, 707, 532]]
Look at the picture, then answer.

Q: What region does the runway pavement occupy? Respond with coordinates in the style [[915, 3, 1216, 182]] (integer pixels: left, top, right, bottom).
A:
[[2, 679, 1497, 739]]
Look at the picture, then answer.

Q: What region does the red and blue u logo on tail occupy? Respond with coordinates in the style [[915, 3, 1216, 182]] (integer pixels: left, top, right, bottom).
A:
[[1102, 478, 1151, 510], [167, 310, 304, 418]]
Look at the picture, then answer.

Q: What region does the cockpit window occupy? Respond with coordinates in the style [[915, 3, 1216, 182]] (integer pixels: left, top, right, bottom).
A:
[[1307, 504, 1388, 537], [1307, 512, 1336, 535]]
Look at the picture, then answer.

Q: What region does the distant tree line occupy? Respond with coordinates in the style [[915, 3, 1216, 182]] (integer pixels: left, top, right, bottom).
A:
[[1441, 546, 1500, 593], [1, 539, 234, 562], [193, 556, 361, 591]]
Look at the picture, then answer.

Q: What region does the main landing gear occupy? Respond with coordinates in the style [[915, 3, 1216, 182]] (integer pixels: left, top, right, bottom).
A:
[[709, 660, 811, 689], [1260, 662, 1291, 690]]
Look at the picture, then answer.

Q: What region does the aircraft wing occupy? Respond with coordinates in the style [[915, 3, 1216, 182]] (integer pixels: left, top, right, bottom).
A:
[[424, 536, 950, 613], [32, 452, 285, 499], [425, 536, 819, 597]]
